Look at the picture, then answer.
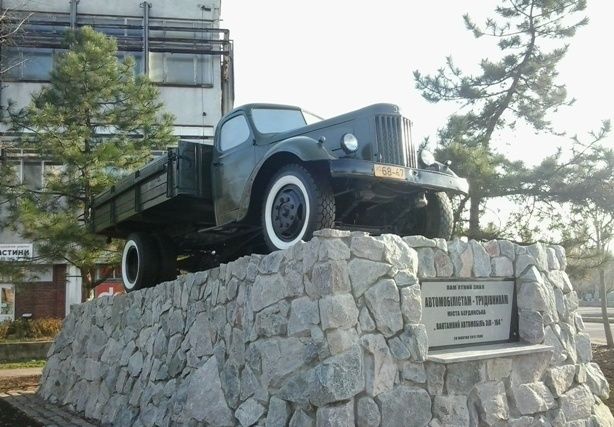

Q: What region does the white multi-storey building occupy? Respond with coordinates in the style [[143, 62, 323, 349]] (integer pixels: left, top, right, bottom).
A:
[[0, 0, 234, 320]]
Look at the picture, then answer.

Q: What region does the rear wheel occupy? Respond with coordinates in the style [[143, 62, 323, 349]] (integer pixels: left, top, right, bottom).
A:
[[153, 234, 177, 283], [261, 163, 335, 251], [404, 192, 454, 239], [121, 232, 160, 292]]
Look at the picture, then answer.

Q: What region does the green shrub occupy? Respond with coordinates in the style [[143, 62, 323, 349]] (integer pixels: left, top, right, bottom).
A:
[[0, 321, 9, 340], [9, 318, 32, 339], [0, 318, 63, 340], [29, 318, 63, 338]]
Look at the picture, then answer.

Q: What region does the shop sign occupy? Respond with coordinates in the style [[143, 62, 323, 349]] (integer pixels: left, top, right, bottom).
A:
[[0, 243, 33, 261], [95, 282, 124, 298]]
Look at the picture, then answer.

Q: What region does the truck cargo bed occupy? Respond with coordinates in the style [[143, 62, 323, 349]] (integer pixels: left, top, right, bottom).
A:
[[91, 141, 215, 238]]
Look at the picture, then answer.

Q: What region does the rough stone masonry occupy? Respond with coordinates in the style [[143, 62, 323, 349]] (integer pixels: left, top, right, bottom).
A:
[[40, 230, 614, 426]]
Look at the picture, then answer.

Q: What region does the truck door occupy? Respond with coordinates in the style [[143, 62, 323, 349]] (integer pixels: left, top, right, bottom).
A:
[[211, 113, 256, 225]]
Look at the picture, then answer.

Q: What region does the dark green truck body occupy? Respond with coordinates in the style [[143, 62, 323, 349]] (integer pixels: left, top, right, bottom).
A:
[[92, 103, 469, 287], [92, 141, 215, 237]]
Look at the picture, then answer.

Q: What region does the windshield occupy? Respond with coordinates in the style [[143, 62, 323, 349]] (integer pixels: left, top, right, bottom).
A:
[[251, 108, 311, 134], [303, 110, 324, 125]]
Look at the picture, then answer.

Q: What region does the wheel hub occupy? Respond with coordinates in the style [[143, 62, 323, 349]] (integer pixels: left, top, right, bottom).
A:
[[272, 184, 306, 241]]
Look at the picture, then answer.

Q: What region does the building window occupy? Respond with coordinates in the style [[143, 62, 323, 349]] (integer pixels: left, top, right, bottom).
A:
[[24, 266, 54, 282], [43, 163, 64, 188], [118, 51, 144, 75], [27, 12, 70, 38], [96, 265, 121, 281], [5, 161, 21, 185], [22, 162, 43, 190], [6, 157, 63, 191], [3, 47, 142, 80], [0, 285, 15, 322], [165, 53, 197, 84], [4, 47, 55, 81], [149, 52, 213, 85], [77, 16, 143, 47]]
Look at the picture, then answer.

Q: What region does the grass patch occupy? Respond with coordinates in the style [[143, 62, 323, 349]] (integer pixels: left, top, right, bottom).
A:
[[0, 359, 46, 370], [0, 338, 53, 344]]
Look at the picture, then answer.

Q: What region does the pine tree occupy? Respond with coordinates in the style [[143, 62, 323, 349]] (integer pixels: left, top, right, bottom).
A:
[[4, 27, 176, 292], [504, 122, 614, 345], [414, 0, 587, 238]]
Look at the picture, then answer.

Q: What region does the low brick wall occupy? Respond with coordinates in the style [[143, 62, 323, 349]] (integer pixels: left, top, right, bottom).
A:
[[0, 341, 53, 362], [39, 231, 614, 426]]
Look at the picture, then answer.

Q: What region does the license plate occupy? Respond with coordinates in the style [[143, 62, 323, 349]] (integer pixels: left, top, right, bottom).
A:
[[374, 164, 406, 180]]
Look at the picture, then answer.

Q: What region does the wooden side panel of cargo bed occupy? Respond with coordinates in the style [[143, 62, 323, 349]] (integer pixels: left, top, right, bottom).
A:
[[115, 188, 138, 223], [140, 173, 169, 211], [91, 141, 215, 235], [92, 202, 112, 231]]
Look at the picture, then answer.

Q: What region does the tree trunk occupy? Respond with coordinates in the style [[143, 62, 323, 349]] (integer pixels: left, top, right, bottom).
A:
[[469, 192, 480, 239], [81, 269, 94, 302], [452, 195, 469, 237], [599, 267, 614, 348]]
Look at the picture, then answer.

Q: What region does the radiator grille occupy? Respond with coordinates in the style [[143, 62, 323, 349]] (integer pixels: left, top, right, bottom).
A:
[[375, 115, 416, 168]]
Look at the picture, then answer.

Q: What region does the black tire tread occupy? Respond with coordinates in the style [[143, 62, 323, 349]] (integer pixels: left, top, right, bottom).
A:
[[153, 234, 177, 283], [425, 192, 454, 239], [300, 165, 335, 232]]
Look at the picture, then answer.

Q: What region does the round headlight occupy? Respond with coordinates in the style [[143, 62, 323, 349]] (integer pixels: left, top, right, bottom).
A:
[[420, 149, 436, 166], [341, 133, 359, 153]]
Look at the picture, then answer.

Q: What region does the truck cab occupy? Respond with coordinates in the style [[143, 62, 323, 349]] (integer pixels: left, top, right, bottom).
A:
[[211, 103, 467, 247]]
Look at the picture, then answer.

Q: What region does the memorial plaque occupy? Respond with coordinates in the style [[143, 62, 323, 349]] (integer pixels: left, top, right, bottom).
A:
[[421, 279, 516, 349]]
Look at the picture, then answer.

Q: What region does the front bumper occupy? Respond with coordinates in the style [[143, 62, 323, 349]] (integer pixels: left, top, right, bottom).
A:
[[329, 159, 469, 195]]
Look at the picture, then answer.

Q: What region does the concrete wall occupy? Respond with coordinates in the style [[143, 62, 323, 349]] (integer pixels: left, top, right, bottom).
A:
[[0, 341, 53, 362], [39, 231, 614, 426]]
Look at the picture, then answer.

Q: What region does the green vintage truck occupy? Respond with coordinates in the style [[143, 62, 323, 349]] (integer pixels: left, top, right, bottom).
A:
[[92, 103, 469, 292]]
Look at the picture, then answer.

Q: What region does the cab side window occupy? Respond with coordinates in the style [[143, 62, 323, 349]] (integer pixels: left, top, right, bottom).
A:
[[220, 115, 250, 151]]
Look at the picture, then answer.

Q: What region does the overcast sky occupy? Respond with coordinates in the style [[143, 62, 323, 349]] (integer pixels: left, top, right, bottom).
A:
[[221, 1, 614, 165]]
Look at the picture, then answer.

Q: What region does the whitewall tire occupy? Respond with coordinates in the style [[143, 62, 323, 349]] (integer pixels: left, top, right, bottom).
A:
[[261, 164, 335, 252], [121, 232, 159, 292]]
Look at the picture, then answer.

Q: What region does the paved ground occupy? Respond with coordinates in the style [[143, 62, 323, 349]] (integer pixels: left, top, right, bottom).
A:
[[584, 321, 612, 345], [577, 306, 614, 345], [0, 367, 43, 378], [578, 306, 614, 318], [0, 390, 96, 427], [0, 367, 95, 426]]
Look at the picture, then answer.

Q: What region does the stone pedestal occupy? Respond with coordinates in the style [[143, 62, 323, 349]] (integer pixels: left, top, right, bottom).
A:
[[39, 231, 614, 426]]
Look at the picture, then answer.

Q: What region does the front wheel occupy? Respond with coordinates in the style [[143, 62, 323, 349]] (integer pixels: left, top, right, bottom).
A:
[[261, 164, 335, 251], [121, 232, 160, 292]]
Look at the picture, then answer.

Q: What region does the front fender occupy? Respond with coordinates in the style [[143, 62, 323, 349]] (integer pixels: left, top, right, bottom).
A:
[[263, 136, 337, 162], [236, 137, 336, 221]]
